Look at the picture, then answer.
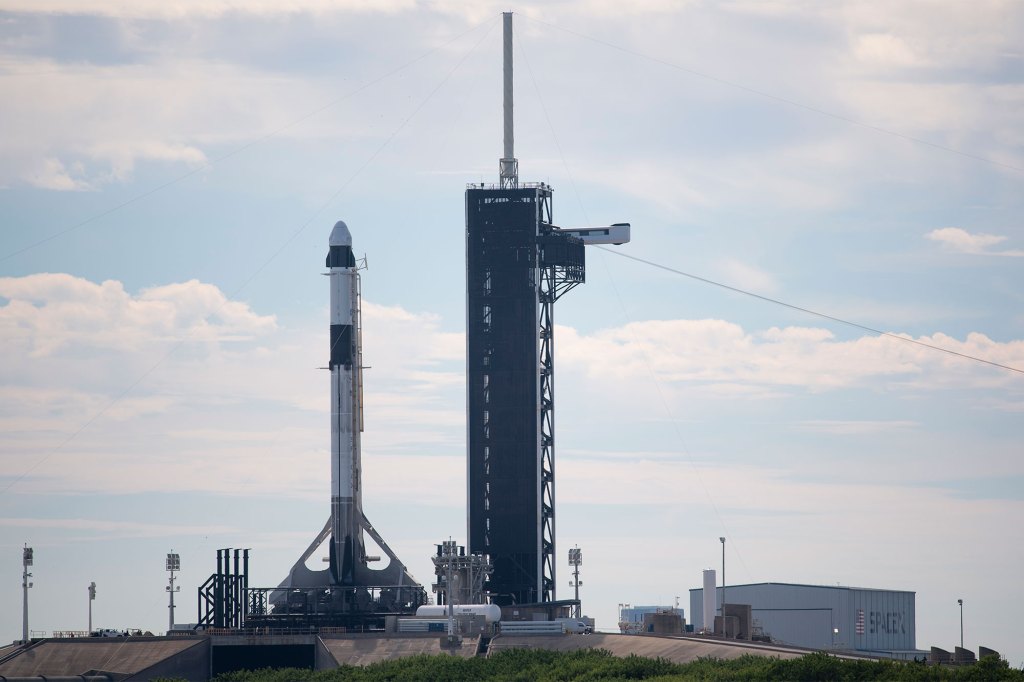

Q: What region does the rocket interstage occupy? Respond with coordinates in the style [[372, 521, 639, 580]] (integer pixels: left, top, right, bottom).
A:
[[274, 220, 420, 605]]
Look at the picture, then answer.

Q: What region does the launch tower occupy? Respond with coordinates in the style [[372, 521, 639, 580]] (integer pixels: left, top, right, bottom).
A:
[[466, 13, 629, 606]]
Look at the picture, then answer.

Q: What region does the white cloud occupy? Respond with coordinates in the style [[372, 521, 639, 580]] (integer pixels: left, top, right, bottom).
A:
[[558, 319, 1024, 393], [0, 274, 464, 497], [3, 273, 1022, 503], [0, 516, 236, 539], [0, 59, 337, 190], [794, 420, 918, 435], [716, 258, 779, 294], [26, 157, 91, 191], [0, 0, 416, 19], [926, 227, 1024, 257], [852, 33, 924, 68], [0, 273, 277, 358]]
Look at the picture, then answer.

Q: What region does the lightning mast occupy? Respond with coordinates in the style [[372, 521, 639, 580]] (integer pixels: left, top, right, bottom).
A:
[[499, 12, 518, 189]]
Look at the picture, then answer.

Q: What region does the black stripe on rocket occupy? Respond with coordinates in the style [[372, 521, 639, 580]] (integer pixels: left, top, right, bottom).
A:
[[330, 324, 354, 369], [326, 245, 356, 268]]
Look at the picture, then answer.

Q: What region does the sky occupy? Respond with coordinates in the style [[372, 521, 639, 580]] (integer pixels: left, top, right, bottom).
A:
[[1, 0, 1023, 665]]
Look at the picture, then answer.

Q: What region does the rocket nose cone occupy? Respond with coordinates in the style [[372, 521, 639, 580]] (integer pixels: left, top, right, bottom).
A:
[[329, 220, 352, 247]]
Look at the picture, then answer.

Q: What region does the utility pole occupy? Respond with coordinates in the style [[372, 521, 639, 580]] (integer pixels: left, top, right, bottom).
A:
[[166, 552, 180, 631], [22, 545, 33, 644], [88, 582, 96, 633]]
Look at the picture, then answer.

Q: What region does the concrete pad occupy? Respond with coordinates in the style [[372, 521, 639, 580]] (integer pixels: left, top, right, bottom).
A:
[[0, 637, 203, 677], [321, 633, 479, 666], [487, 633, 806, 663]]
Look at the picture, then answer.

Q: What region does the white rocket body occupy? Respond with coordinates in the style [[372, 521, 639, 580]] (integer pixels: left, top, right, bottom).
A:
[[274, 220, 418, 598], [327, 220, 364, 584]]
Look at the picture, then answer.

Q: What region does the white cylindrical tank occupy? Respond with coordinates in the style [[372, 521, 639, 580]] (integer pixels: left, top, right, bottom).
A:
[[416, 603, 501, 623], [702, 569, 716, 633]]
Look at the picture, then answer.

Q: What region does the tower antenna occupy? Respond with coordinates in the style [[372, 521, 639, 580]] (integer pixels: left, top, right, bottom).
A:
[[499, 12, 518, 188]]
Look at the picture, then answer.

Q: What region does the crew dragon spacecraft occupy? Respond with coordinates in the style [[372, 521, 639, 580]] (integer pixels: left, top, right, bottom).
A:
[[275, 221, 422, 614]]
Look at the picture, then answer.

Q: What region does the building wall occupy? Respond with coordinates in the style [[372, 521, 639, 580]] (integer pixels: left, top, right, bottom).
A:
[[688, 583, 915, 653], [620, 606, 684, 625]]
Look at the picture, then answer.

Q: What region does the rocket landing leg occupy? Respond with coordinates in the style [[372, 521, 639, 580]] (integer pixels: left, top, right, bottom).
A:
[[275, 513, 418, 592]]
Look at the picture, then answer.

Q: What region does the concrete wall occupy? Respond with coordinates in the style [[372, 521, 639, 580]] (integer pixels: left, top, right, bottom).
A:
[[127, 638, 209, 681]]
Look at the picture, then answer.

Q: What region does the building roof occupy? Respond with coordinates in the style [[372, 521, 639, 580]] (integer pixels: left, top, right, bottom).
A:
[[688, 581, 915, 595]]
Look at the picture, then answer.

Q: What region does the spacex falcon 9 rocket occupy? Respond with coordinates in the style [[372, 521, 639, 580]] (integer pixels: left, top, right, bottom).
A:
[[275, 221, 420, 607], [327, 220, 364, 584]]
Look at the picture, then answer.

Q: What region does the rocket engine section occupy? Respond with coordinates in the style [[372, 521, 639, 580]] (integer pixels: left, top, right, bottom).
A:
[[273, 221, 422, 615]]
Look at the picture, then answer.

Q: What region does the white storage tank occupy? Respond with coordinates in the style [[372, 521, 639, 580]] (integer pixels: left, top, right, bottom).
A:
[[702, 569, 716, 634]]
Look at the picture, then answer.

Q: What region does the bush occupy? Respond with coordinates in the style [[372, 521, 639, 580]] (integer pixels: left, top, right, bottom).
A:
[[211, 648, 1024, 682]]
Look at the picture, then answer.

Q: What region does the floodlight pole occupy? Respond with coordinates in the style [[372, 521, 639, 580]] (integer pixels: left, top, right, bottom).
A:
[[568, 546, 582, 618], [22, 545, 33, 644], [88, 582, 95, 633], [166, 551, 180, 632]]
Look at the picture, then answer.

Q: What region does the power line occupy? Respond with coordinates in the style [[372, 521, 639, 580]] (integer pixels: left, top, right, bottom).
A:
[[523, 15, 1023, 175], [519, 31, 754, 579], [599, 246, 1024, 376]]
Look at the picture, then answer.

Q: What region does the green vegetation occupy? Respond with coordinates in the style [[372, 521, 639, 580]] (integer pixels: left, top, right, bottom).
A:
[[210, 649, 1022, 682]]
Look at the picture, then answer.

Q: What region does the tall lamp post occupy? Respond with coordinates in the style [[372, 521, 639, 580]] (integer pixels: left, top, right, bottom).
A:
[[719, 537, 726, 636], [22, 545, 33, 644], [568, 546, 583, 618], [957, 599, 963, 649], [166, 552, 180, 631], [88, 582, 96, 633]]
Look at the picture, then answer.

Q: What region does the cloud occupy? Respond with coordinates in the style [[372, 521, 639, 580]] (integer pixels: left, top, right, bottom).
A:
[[0, 58, 332, 190], [26, 157, 92, 191], [716, 258, 779, 294], [3, 272, 1022, 504], [926, 227, 1024, 257], [852, 33, 924, 68], [0, 516, 236, 539], [0, 273, 277, 358], [0, 0, 416, 19], [793, 420, 918, 435], [558, 319, 1024, 394], [0, 274, 464, 497]]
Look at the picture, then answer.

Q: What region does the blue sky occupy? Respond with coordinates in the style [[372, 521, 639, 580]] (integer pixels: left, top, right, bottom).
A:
[[1, 0, 1023, 664]]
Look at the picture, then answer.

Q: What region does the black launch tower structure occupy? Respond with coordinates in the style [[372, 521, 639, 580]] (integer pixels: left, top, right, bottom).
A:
[[466, 13, 629, 607], [466, 183, 585, 605]]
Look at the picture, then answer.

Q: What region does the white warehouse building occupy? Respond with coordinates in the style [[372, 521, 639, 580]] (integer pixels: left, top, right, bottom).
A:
[[689, 582, 917, 657]]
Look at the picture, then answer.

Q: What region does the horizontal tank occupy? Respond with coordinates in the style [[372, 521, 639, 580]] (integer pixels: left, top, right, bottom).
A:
[[416, 603, 501, 623]]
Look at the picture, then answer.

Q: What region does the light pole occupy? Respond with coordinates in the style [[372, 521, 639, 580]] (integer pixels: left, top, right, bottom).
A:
[[958, 599, 963, 650], [166, 552, 180, 631], [719, 537, 726, 636], [88, 582, 96, 633], [22, 545, 33, 644], [568, 546, 582, 618]]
